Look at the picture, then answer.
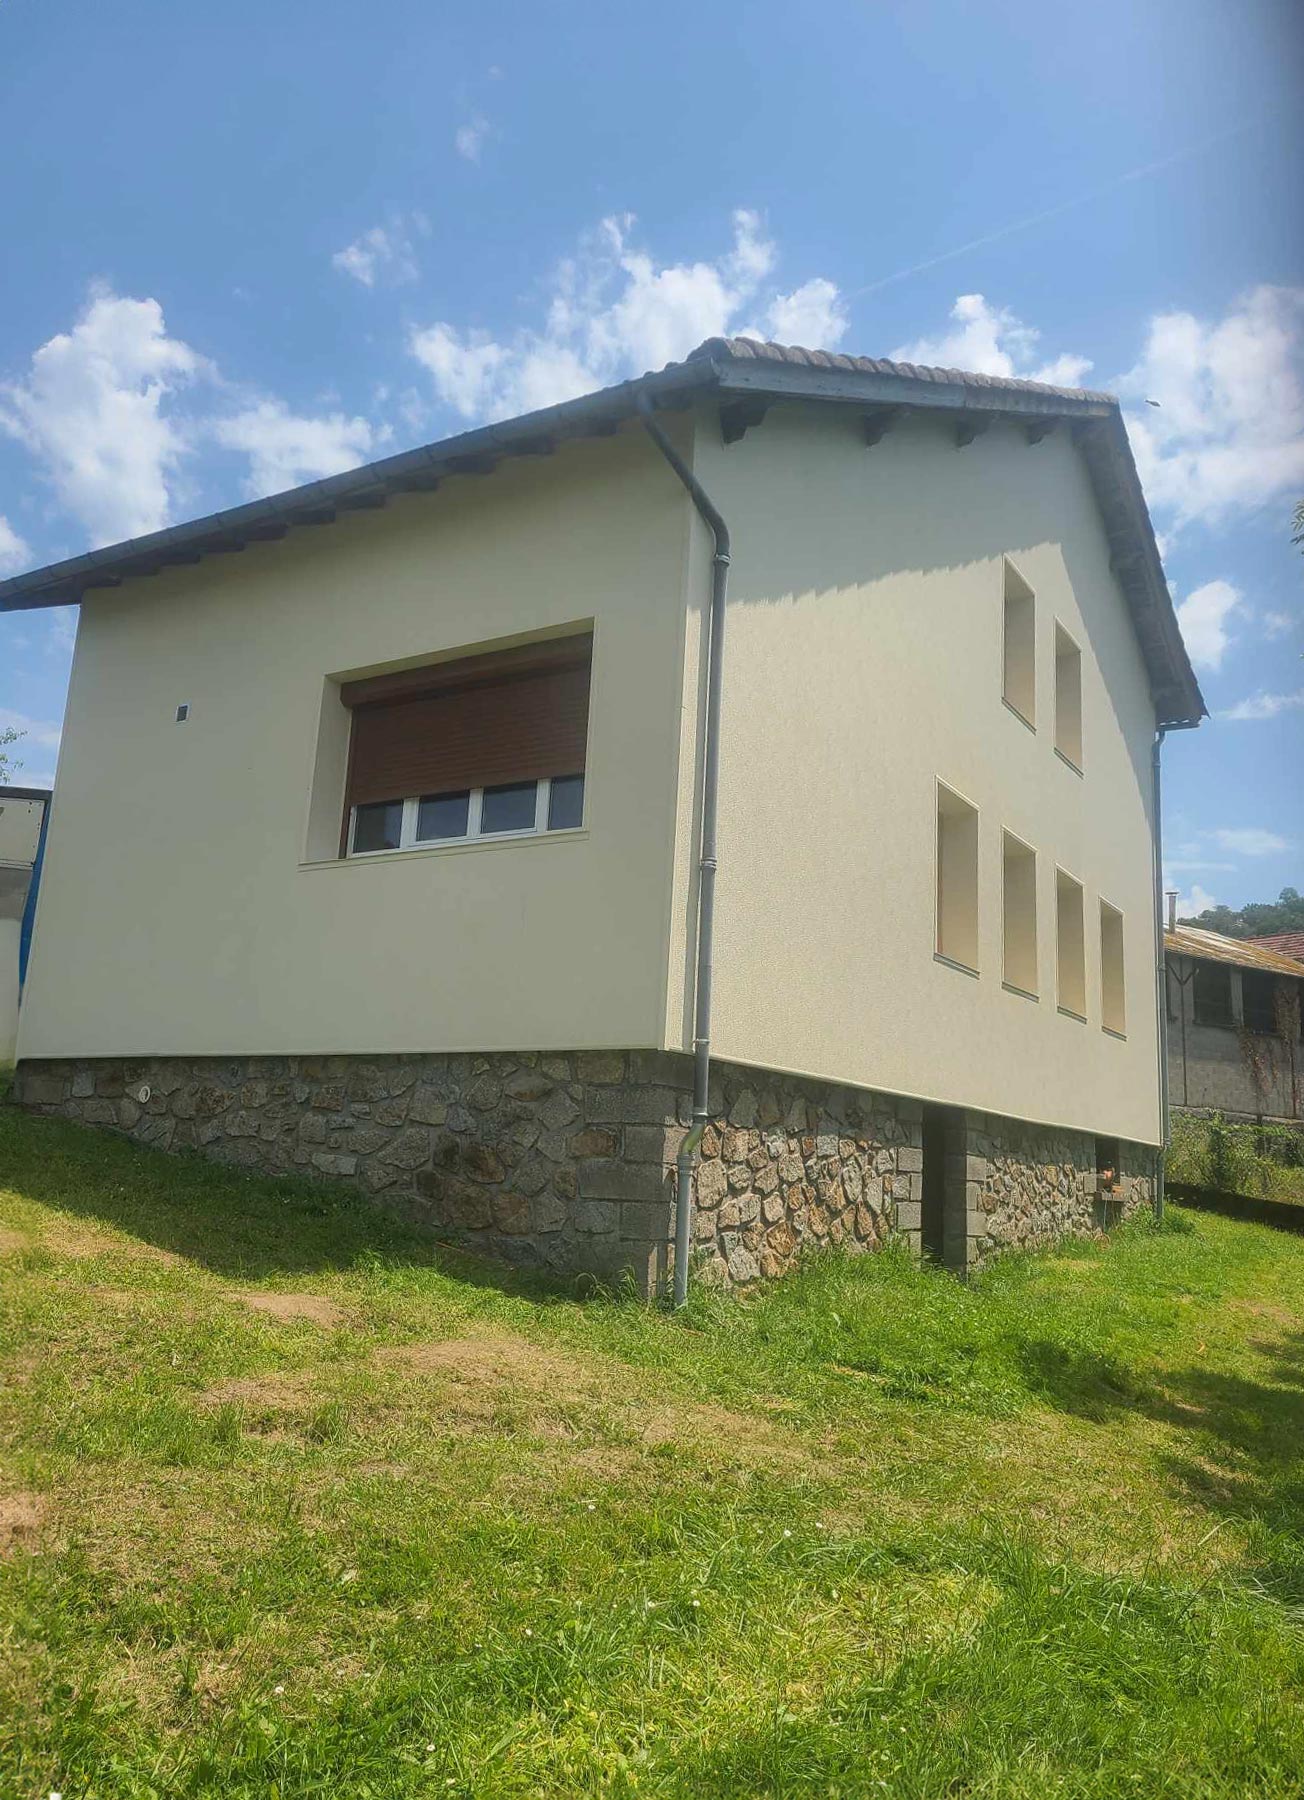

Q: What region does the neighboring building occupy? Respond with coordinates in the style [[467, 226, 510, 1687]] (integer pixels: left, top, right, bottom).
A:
[[0, 785, 51, 1065], [2, 337, 1204, 1289], [1245, 932, 1304, 965], [1166, 925, 1303, 1121]]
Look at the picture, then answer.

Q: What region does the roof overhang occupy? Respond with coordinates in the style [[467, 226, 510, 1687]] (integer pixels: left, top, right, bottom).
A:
[[0, 336, 1204, 727]]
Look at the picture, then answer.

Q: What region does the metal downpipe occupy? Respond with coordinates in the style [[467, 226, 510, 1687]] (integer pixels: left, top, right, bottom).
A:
[[1152, 728, 1169, 1222], [635, 393, 731, 1308]]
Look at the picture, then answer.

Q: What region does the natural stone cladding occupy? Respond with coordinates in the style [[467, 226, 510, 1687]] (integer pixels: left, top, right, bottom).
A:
[[14, 1052, 1153, 1290], [946, 1110, 1154, 1268]]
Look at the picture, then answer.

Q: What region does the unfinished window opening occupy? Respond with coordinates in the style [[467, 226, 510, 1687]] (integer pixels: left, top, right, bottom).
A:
[[1242, 971, 1278, 1035], [1095, 1135, 1121, 1193], [936, 783, 979, 973], [339, 633, 592, 857], [1054, 624, 1083, 769], [1100, 900, 1126, 1036], [1192, 963, 1234, 1030], [1001, 831, 1038, 997], [1002, 560, 1036, 726], [1055, 869, 1086, 1019]]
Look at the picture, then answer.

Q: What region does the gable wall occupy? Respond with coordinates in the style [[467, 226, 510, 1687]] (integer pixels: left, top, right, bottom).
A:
[[671, 400, 1163, 1145]]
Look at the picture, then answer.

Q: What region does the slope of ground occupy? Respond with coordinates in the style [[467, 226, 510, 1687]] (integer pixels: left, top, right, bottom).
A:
[[2, 1103, 1304, 1797]]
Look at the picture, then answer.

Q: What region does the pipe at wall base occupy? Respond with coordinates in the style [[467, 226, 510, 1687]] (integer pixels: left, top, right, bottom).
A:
[[636, 393, 731, 1308]]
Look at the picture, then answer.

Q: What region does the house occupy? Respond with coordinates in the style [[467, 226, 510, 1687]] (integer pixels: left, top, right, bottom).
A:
[[1165, 920, 1303, 1121], [1, 337, 1205, 1291], [0, 785, 51, 1065]]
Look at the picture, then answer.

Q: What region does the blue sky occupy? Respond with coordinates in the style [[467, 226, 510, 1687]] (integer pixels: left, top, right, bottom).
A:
[[1, 0, 1300, 912]]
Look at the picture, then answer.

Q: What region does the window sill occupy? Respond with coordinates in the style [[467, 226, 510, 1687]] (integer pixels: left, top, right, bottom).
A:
[[1053, 746, 1083, 777], [1001, 698, 1036, 734], [1002, 980, 1039, 1003], [300, 827, 589, 871], [1057, 1004, 1087, 1024], [1102, 1025, 1127, 1041], [935, 951, 980, 980]]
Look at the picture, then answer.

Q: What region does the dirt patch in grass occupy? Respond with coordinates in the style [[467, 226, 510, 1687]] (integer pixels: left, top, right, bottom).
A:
[[201, 1372, 317, 1411], [381, 1329, 821, 1473], [234, 1291, 345, 1328], [0, 1227, 30, 1256], [0, 1491, 46, 1557]]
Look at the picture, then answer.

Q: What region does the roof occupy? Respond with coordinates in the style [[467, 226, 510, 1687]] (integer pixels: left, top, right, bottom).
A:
[[0, 785, 52, 804], [1244, 932, 1304, 966], [0, 335, 1204, 726], [1165, 926, 1304, 978]]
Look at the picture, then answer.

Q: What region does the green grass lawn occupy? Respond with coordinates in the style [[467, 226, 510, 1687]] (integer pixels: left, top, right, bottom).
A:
[[3, 1105, 1304, 1798]]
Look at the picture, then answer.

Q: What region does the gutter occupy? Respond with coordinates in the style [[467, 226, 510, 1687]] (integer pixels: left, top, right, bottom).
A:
[[635, 393, 731, 1308]]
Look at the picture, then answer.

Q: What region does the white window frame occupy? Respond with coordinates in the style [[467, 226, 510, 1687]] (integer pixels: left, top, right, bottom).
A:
[[348, 775, 581, 857]]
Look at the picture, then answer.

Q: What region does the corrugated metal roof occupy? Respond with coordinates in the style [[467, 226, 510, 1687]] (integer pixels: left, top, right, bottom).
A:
[[1165, 926, 1304, 977], [0, 335, 1204, 724]]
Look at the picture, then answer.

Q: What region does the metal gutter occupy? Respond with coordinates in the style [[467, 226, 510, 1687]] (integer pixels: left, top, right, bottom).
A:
[[635, 394, 730, 1309]]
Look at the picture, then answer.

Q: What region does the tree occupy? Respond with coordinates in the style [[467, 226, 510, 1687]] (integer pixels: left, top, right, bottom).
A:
[[0, 725, 24, 785], [1294, 498, 1304, 551], [1184, 888, 1304, 939]]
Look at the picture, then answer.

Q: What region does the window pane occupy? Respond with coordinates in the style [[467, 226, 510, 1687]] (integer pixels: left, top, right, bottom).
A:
[[416, 790, 470, 841], [547, 774, 584, 831], [480, 781, 538, 834], [352, 800, 404, 853], [1193, 964, 1233, 1029]]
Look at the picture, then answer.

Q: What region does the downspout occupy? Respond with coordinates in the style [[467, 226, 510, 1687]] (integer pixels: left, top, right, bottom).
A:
[[1152, 729, 1170, 1221], [1151, 722, 1199, 1219], [635, 392, 731, 1308]]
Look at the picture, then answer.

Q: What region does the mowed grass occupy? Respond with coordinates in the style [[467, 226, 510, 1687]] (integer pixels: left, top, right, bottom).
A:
[[3, 1106, 1304, 1797]]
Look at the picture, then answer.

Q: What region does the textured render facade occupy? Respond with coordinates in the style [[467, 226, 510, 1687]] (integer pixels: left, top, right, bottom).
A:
[[8, 342, 1202, 1287]]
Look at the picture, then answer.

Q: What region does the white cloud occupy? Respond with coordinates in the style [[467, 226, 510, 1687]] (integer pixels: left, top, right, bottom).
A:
[[764, 278, 848, 350], [410, 210, 845, 423], [1173, 579, 1242, 672], [891, 294, 1093, 387], [0, 706, 62, 785], [1220, 688, 1304, 722], [0, 287, 204, 546], [1116, 285, 1304, 534], [214, 400, 377, 498], [332, 223, 418, 289], [1212, 827, 1292, 856], [1165, 859, 1237, 873], [0, 515, 31, 575], [455, 116, 490, 162], [1263, 610, 1296, 638], [1172, 882, 1220, 919]]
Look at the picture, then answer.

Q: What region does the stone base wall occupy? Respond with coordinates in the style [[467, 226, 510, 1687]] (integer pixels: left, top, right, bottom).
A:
[[13, 1052, 1152, 1290], [947, 1110, 1154, 1268]]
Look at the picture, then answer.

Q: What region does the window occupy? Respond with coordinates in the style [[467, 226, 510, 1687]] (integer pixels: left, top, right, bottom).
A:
[[936, 783, 979, 972], [340, 634, 591, 856], [1054, 624, 1083, 769], [1002, 560, 1036, 726], [1055, 869, 1086, 1018], [1192, 962, 1233, 1030], [1100, 900, 1126, 1035], [1242, 971, 1278, 1035], [1001, 832, 1038, 996]]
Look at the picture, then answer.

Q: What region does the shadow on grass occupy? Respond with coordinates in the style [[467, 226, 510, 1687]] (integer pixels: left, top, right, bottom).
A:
[[0, 1102, 584, 1304]]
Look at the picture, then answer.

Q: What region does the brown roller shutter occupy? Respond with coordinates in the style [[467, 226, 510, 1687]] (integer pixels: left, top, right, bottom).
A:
[[343, 635, 591, 813]]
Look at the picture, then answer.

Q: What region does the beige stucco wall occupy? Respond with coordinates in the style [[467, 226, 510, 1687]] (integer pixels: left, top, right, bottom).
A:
[[19, 397, 1167, 1146], [18, 427, 694, 1060], [668, 401, 1163, 1145]]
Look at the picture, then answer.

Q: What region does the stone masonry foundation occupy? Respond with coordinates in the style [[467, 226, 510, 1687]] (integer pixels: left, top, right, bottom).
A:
[[13, 1052, 1154, 1291]]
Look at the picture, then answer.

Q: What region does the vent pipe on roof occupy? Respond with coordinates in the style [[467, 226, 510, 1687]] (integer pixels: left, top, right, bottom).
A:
[[1166, 890, 1178, 932], [635, 392, 731, 1309]]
